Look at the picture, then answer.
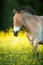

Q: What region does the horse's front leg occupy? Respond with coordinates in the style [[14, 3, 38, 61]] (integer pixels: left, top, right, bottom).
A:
[[26, 32, 33, 45], [33, 38, 39, 55], [26, 33, 39, 55]]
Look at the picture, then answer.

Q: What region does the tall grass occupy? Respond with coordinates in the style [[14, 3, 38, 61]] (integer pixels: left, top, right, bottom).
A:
[[0, 28, 43, 65]]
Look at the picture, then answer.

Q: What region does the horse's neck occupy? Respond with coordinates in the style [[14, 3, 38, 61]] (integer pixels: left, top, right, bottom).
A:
[[23, 14, 39, 33], [23, 14, 34, 29]]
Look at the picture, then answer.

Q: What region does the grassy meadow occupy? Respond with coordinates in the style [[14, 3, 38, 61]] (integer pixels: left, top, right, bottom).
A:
[[0, 28, 43, 65]]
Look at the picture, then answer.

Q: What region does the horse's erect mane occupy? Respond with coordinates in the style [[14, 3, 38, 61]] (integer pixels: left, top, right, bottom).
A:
[[18, 6, 35, 15]]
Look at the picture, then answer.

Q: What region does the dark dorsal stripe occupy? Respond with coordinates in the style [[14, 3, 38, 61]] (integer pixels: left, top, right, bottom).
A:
[[17, 6, 35, 15]]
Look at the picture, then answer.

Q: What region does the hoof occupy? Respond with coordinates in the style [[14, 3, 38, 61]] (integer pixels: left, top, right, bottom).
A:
[[32, 52, 39, 57]]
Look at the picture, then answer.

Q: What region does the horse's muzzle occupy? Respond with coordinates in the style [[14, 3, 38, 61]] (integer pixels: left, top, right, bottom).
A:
[[13, 31, 18, 36]]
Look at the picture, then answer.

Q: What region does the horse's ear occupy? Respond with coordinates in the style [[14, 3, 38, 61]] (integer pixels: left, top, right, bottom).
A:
[[21, 10, 24, 14], [13, 9, 17, 14]]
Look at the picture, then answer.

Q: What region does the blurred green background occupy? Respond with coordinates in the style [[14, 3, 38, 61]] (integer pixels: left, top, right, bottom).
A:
[[0, 0, 43, 31]]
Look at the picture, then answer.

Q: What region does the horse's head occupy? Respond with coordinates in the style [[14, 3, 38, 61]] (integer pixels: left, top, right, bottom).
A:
[[13, 9, 24, 36]]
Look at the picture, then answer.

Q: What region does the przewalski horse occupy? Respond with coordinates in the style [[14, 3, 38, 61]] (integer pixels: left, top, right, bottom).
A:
[[13, 6, 43, 53]]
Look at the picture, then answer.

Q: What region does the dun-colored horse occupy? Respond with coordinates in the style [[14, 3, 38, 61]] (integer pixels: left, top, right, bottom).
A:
[[13, 7, 43, 53]]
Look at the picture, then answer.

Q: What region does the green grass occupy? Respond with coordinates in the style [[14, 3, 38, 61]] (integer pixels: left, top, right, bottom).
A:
[[0, 29, 43, 65]]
